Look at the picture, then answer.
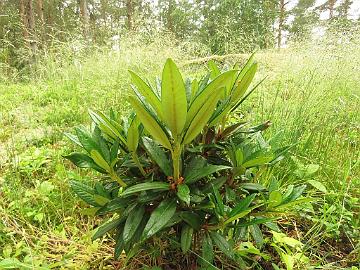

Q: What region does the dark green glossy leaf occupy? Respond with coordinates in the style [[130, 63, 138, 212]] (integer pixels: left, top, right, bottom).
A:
[[92, 218, 123, 241], [229, 193, 256, 217], [142, 198, 177, 240], [177, 184, 190, 205], [64, 153, 106, 173], [210, 231, 234, 259], [201, 233, 214, 267], [70, 180, 99, 207], [181, 224, 193, 253], [185, 164, 230, 184], [123, 205, 145, 243], [142, 137, 172, 176], [121, 182, 170, 197], [180, 212, 201, 230]]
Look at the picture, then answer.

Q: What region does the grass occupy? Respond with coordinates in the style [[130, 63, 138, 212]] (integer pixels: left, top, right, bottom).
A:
[[0, 33, 359, 269]]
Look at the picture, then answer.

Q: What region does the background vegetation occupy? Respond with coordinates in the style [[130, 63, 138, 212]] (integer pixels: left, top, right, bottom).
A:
[[0, 0, 359, 269]]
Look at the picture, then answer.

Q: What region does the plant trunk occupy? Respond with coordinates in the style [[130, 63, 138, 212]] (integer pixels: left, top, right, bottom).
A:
[[19, 0, 29, 46]]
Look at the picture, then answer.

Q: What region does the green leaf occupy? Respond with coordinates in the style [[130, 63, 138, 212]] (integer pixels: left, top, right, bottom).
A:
[[212, 185, 224, 217], [250, 224, 264, 248], [229, 193, 256, 217], [185, 164, 230, 184], [75, 126, 99, 154], [177, 184, 190, 205], [121, 182, 170, 197], [180, 212, 201, 230], [201, 176, 227, 193], [161, 58, 187, 136], [224, 209, 251, 225], [230, 62, 258, 105], [126, 117, 140, 152], [88, 109, 126, 144], [181, 224, 193, 253], [128, 96, 172, 149], [208, 60, 221, 79], [183, 91, 222, 145], [142, 137, 172, 176], [90, 149, 111, 172], [307, 180, 327, 193], [96, 197, 129, 215], [201, 233, 214, 267], [92, 218, 123, 241], [114, 224, 125, 259], [123, 205, 145, 243], [239, 183, 266, 191], [210, 232, 234, 259], [142, 198, 177, 240], [268, 191, 283, 208], [242, 153, 274, 168], [93, 194, 110, 206], [64, 153, 106, 173], [185, 70, 237, 129], [129, 70, 163, 119], [70, 180, 99, 207], [282, 185, 306, 205]]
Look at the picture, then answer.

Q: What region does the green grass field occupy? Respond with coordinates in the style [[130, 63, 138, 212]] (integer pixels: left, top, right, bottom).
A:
[[0, 35, 359, 269]]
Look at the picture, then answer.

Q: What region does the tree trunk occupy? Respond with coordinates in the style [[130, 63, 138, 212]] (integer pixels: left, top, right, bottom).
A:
[[277, 0, 285, 48], [36, 0, 45, 42], [328, 0, 335, 19], [20, 0, 29, 46], [126, 0, 133, 31], [79, 0, 89, 38], [167, 0, 174, 32], [100, 0, 107, 27]]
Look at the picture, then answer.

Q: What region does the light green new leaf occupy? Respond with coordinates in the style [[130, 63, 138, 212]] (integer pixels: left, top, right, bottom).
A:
[[268, 191, 283, 208], [161, 58, 187, 136], [307, 180, 327, 193], [142, 198, 177, 240], [129, 70, 163, 119], [123, 205, 145, 243], [126, 117, 140, 152], [185, 70, 237, 128], [121, 182, 170, 197], [90, 149, 111, 172], [230, 62, 258, 105], [88, 110, 126, 144], [181, 224, 193, 253], [183, 91, 222, 145], [128, 96, 172, 149]]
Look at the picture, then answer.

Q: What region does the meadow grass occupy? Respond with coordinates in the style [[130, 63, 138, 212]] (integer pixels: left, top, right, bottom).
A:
[[0, 34, 359, 269]]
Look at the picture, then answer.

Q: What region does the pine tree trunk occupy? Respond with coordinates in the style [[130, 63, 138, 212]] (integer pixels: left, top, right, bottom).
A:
[[26, 0, 37, 57], [277, 0, 285, 48]]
